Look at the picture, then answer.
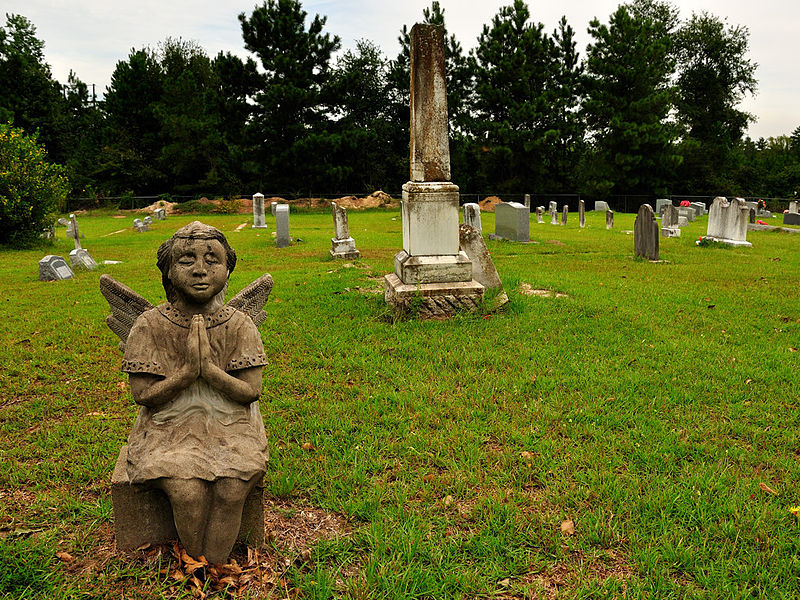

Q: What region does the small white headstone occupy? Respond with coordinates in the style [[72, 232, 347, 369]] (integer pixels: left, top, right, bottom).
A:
[[39, 255, 74, 281], [275, 204, 290, 248], [252, 193, 267, 228], [463, 203, 482, 232], [492, 202, 529, 242]]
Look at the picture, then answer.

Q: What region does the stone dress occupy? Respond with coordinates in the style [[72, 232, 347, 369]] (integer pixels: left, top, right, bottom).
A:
[[121, 303, 268, 484]]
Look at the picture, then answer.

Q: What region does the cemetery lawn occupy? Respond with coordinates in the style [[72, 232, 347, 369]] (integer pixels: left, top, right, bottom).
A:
[[1, 209, 799, 599]]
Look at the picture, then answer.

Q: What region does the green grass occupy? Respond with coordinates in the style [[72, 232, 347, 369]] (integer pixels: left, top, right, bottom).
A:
[[1, 208, 799, 598]]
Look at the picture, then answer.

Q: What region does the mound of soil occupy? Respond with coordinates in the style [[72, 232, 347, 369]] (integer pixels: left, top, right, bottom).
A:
[[479, 196, 503, 212]]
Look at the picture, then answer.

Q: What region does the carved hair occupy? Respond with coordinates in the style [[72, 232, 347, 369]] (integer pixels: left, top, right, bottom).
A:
[[156, 221, 237, 303]]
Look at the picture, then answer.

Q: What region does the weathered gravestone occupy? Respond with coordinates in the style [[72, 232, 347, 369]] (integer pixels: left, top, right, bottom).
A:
[[661, 204, 681, 237], [579, 199, 585, 228], [491, 202, 529, 242], [561, 205, 568, 226], [463, 203, 482, 232], [100, 222, 273, 564], [524, 194, 531, 210], [783, 201, 800, 225], [549, 202, 558, 225], [275, 204, 290, 248], [702, 196, 751, 247], [634, 204, 659, 261], [153, 208, 166, 220], [749, 208, 756, 224], [67, 214, 97, 268], [69, 214, 83, 249], [678, 207, 696, 222], [383, 24, 485, 317], [70, 248, 98, 270], [270, 202, 277, 217], [330, 202, 360, 259], [252, 193, 268, 229], [655, 198, 672, 216], [536, 206, 544, 224], [595, 201, 609, 212], [459, 224, 508, 309], [606, 209, 614, 229], [133, 218, 148, 232], [143, 216, 153, 226], [690, 202, 706, 216], [39, 255, 74, 281]]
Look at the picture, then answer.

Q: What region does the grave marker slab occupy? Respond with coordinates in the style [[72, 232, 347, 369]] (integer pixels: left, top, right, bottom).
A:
[[655, 198, 672, 215], [579, 199, 585, 228], [463, 203, 482, 232], [492, 202, 529, 242], [661, 204, 681, 237], [330, 202, 360, 259], [702, 196, 751, 247], [536, 206, 544, 224], [70, 248, 98, 270], [634, 204, 659, 260], [252, 193, 268, 228], [606, 209, 614, 229], [690, 202, 706, 216], [153, 208, 166, 220], [275, 204, 290, 248], [561, 205, 568, 226], [524, 194, 531, 210], [39, 255, 74, 281], [595, 201, 609, 212], [549, 201, 558, 225]]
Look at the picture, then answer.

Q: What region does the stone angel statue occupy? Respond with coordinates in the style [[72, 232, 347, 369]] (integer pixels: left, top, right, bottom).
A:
[[100, 221, 273, 564]]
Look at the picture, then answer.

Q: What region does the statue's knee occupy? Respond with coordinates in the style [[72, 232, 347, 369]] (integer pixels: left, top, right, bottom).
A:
[[212, 479, 250, 508]]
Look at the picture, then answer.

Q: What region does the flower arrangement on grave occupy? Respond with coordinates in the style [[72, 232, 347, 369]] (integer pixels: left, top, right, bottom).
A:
[[680, 200, 691, 207], [757, 198, 766, 211]]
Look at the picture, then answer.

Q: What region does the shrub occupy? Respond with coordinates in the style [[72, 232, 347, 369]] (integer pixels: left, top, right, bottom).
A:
[[0, 123, 70, 247], [213, 197, 242, 214]]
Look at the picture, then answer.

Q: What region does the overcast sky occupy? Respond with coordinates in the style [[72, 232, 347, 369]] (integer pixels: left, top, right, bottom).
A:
[[4, 0, 798, 140]]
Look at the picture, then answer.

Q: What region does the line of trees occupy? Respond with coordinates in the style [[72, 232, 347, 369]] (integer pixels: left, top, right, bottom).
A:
[[1, 0, 799, 204]]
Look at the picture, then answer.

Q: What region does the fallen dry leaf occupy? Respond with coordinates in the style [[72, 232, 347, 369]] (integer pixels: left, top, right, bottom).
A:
[[56, 551, 74, 562], [301, 442, 315, 451], [759, 483, 778, 496], [444, 495, 454, 507], [745, 379, 753, 384], [520, 451, 536, 460], [499, 578, 511, 587], [560, 520, 575, 535], [790, 348, 798, 352]]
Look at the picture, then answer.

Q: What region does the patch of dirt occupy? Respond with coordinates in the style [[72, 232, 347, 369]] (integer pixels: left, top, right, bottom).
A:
[[545, 239, 566, 246], [523, 549, 634, 599], [479, 196, 503, 212], [264, 496, 352, 554], [518, 283, 570, 299]]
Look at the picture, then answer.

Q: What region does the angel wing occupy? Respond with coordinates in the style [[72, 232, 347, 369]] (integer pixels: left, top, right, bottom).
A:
[[99, 274, 154, 352], [226, 273, 273, 327]]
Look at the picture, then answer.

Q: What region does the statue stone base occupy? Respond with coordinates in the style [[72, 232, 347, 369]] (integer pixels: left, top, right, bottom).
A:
[[112, 446, 265, 553], [384, 273, 484, 318]]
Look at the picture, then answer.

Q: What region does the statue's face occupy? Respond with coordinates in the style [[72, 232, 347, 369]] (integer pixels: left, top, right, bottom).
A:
[[169, 238, 228, 305]]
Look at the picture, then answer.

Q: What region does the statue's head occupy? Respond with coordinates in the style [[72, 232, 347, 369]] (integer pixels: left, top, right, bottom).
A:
[[156, 221, 237, 305]]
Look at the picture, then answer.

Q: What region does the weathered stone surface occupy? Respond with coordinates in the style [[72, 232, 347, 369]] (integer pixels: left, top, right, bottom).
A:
[[634, 204, 659, 261], [270, 202, 277, 216], [606, 209, 614, 229], [678, 207, 696, 222], [661, 227, 681, 238], [662, 204, 678, 228], [678, 216, 689, 227], [561, 205, 568, 226], [143, 216, 153, 226], [579, 199, 585, 228], [112, 447, 264, 552], [690, 202, 706, 216], [252, 193, 267, 228], [133, 218, 149, 232], [409, 24, 450, 182], [39, 255, 73, 281], [492, 202, 529, 242], [463, 203, 482, 232], [789, 201, 798, 214], [384, 273, 484, 317], [275, 204, 290, 247], [153, 208, 166, 220], [401, 182, 460, 255], [749, 208, 756, 223], [330, 202, 360, 259], [536, 206, 544, 223], [70, 248, 98, 270], [655, 198, 672, 215], [704, 196, 751, 246], [101, 222, 273, 564], [549, 201, 558, 224], [783, 212, 800, 226], [523, 194, 531, 209], [69, 214, 82, 250], [595, 201, 609, 212], [394, 250, 471, 284]]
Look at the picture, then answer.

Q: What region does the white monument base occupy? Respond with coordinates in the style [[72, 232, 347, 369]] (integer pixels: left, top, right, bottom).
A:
[[330, 237, 360, 259], [698, 236, 752, 247], [394, 250, 472, 285]]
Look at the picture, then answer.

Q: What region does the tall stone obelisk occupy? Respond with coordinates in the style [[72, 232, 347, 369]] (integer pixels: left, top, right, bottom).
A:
[[384, 24, 484, 317]]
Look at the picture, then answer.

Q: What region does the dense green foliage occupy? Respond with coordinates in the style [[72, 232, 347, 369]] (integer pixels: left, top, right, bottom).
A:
[[0, 123, 69, 247], [1, 2, 798, 202]]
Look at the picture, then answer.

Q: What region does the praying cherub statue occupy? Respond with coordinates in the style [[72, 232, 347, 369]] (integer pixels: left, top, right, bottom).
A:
[[101, 221, 273, 564]]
